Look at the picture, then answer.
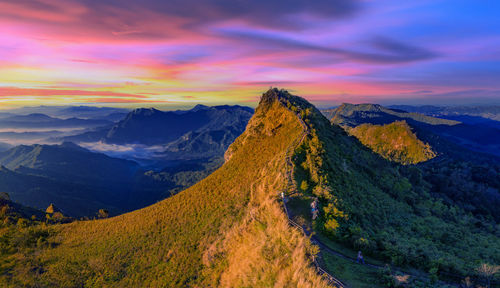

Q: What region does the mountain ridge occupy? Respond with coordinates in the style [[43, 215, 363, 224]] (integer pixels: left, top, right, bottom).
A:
[[0, 88, 330, 287], [1, 89, 498, 287]]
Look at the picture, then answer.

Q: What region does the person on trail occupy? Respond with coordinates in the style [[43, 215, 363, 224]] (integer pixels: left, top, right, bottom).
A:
[[310, 198, 318, 220], [357, 251, 365, 264]]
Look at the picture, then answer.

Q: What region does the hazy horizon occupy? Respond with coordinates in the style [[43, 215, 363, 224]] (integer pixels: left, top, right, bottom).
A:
[[1, 99, 499, 112]]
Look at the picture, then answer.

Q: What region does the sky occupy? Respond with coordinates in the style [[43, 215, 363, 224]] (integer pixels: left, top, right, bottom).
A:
[[0, 0, 499, 109]]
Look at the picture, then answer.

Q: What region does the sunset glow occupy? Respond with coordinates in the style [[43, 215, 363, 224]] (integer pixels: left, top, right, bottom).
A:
[[1, 0, 499, 108]]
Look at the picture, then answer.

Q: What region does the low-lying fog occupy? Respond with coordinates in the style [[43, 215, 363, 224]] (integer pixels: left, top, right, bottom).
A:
[[79, 142, 167, 161]]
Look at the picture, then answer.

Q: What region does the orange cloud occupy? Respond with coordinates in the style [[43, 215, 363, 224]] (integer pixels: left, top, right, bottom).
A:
[[0, 87, 148, 98]]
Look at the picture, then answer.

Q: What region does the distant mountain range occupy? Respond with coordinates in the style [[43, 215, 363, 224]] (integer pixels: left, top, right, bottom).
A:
[[328, 103, 500, 157], [0, 142, 143, 217], [390, 104, 500, 121], [0, 141, 231, 218], [330, 103, 460, 127], [0, 113, 113, 129], [0, 104, 254, 216], [64, 104, 253, 161], [0, 142, 12, 152], [0, 105, 129, 120], [0, 142, 139, 183]]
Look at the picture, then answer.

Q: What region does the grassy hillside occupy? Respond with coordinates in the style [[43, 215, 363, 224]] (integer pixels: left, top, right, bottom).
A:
[[0, 89, 330, 287], [349, 121, 436, 164], [286, 95, 500, 281], [331, 103, 500, 157], [2, 90, 498, 287]]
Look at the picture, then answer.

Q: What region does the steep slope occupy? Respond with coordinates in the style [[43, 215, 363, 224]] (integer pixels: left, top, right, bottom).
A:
[[349, 121, 435, 164], [0, 89, 330, 287], [288, 98, 499, 279]]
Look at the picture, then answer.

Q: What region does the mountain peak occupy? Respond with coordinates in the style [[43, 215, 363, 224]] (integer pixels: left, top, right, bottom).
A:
[[259, 88, 293, 107], [191, 104, 209, 112], [131, 108, 161, 116]]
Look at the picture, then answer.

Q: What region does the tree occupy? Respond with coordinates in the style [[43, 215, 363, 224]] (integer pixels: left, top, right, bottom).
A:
[[476, 263, 500, 288], [46, 203, 59, 214], [0, 192, 10, 201], [17, 218, 28, 228], [52, 212, 64, 222], [300, 180, 309, 192], [98, 209, 109, 219]]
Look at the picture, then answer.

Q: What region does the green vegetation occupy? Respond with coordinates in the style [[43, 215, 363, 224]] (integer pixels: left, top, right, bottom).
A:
[[0, 89, 330, 287], [349, 121, 436, 164], [1, 89, 498, 287], [321, 252, 382, 288], [421, 156, 500, 223], [285, 92, 500, 283], [0, 196, 56, 284]]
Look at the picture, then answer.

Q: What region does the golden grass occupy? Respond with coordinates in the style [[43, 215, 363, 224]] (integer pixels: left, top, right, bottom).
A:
[[349, 121, 436, 164], [1, 97, 332, 287]]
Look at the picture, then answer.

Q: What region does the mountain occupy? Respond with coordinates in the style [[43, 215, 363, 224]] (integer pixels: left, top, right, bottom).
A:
[[0, 112, 15, 119], [0, 143, 144, 217], [0, 142, 12, 152], [331, 103, 500, 157], [1, 89, 498, 287], [330, 103, 459, 127], [52, 106, 129, 120], [0, 89, 330, 287], [0, 113, 112, 129], [0, 142, 139, 183], [2, 106, 129, 120], [349, 120, 436, 164], [390, 105, 500, 122], [98, 112, 128, 122], [104, 105, 253, 146], [0, 142, 232, 218], [319, 107, 338, 120], [329, 102, 500, 223], [0, 192, 45, 220], [63, 105, 253, 162]]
